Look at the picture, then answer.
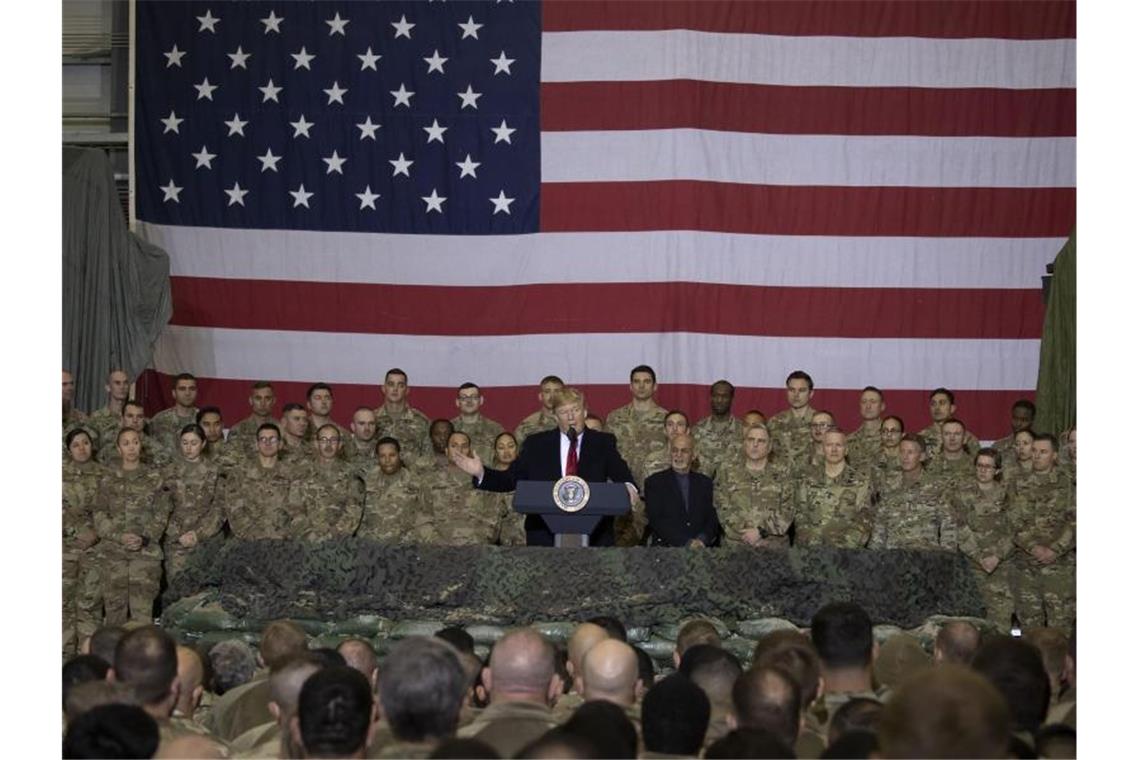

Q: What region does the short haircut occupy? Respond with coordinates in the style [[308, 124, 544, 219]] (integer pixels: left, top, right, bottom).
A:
[[711, 379, 735, 394], [315, 423, 341, 439], [306, 382, 333, 399], [1012, 399, 1037, 416], [256, 422, 281, 438], [828, 698, 883, 745], [123, 399, 146, 414], [64, 680, 139, 725], [899, 433, 925, 450], [731, 665, 802, 749], [207, 639, 257, 695], [428, 738, 500, 758], [664, 409, 690, 427], [970, 638, 1051, 733], [337, 639, 379, 680], [268, 653, 325, 717], [630, 364, 657, 383], [172, 372, 197, 387], [1033, 431, 1059, 451], [1023, 627, 1069, 691], [310, 648, 348, 668], [63, 655, 111, 709], [113, 626, 177, 705], [251, 380, 274, 391], [705, 727, 796, 759], [632, 645, 656, 691], [385, 368, 408, 383], [786, 370, 814, 390], [377, 637, 467, 742], [820, 730, 878, 760], [88, 626, 126, 668], [861, 386, 883, 400], [540, 375, 565, 386], [587, 615, 628, 642], [260, 620, 309, 672], [376, 435, 401, 453], [811, 602, 873, 670], [676, 620, 721, 658], [929, 387, 955, 404], [196, 406, 223, 425], [935, 621, 981, 666], [563, 700, 638, 758], [297, 665, 374, 757], [63, 703, 159, 759], [941, 417, 966, 431], [878, 665, 1010, 759], [882, 415, 905, 432], [752, 634, 822, 710], [678, 645, 742, 710], [642, 674, 711, 755], [457, 381, 479, 393], [447, 430, 471, 447], [974, 447, 1003, 472], [282, 402, 305, 414], [434, 626, 475, 655], [517, 727, 597, 758]]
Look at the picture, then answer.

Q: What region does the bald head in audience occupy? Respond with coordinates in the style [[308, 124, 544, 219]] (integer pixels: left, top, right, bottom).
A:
[[338, 638, 379, 690], [270, 655, 325, 758], [934, 621, 981, 666], [174, 646, 205, 717], [566, 622, 609, 691], [484, 628, 561, 706], [580, 639, 640, 707]]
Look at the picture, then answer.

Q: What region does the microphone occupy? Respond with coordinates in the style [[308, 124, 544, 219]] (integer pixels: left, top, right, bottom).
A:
[[567, 426, 578, 445]]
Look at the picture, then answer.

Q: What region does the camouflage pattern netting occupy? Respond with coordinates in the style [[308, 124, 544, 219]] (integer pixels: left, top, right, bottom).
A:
[[163, 540, 984, 628]]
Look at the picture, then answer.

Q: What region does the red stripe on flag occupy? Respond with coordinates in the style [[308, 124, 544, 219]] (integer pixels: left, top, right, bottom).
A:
[[542, 1, 1076, 39], [169, 278, 1045, 340], [540, 183, 1076, 237], [541, 82, 1076, 137], [138, 371, 1033, 443]]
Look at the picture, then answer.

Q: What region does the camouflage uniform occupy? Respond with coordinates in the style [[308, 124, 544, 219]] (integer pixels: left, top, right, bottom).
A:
[[86, 404, 123, 451], [342, 437, 378, 471], [951, 481, 1017, 625], [766, 406, 816, 465], [149, 406, 200, 453], [514, 409, 558, 444], [225, 414, 278, 455], [869, 470, 956, 550], [414, 466, 525, 546], [845, 423, 882, 471], [161, 458, 225, 581], [224, 460, 306, 540], [992, 433, 1017, 461], [1007, 468, 1076, 629], [918, 422, 980, 460], [359, 465, 422, 542], [1003, 460, 1034, 490], [794, 464, 872, 548], [451, 414, 504, 465], [375, 405, 432, 462], [292, 458, 366, 540], [924, 452, 974, 488], [692, 414, 743, 481], [92, 464, 172, 624], [203, 438, 244, 471], [63, 459, 104, 656], [99, 432, 173, 469], [714, 458, 796, 546], [605, 402, 668, 489]]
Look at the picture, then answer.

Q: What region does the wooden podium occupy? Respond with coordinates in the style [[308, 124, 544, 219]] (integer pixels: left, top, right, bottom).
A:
[[514, 480, 630, 548]]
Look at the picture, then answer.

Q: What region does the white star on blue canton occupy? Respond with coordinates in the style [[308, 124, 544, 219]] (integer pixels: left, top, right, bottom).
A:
[[224, 181, 249, 206], [197, 10, 220, 33], [160, 179, 183, 203], [260, 10, 284, 33], [422, 189, 447, 213], [391, 15, 415, 39]]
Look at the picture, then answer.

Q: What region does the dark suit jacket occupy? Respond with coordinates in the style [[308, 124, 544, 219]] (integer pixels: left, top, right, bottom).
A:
[[645, 469, 721, 547], [477, 427, 634, 545]]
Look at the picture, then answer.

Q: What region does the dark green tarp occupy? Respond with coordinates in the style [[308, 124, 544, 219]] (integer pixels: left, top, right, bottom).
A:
[[1035, 229, 1076, 436]]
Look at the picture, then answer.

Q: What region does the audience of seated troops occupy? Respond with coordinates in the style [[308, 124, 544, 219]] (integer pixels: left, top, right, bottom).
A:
[[62, 603, 1077, 758]]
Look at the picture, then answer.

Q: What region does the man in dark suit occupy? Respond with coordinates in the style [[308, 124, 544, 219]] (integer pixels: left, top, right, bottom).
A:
[[451, 387, 638, 546], [645, 433, 721, 547]]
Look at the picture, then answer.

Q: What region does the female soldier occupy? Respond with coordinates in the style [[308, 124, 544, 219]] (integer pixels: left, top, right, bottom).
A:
[[490, 432, 519, 471], [162, 424, 224, 582], [951, 448, 1016, 625], [63, 428, 102, 656]]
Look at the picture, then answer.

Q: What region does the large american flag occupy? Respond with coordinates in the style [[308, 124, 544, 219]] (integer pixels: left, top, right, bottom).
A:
[[134, 1, 1075, 441]]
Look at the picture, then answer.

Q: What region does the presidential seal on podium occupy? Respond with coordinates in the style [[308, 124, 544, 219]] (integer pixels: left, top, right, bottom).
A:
[[552, 475, 590, 513]]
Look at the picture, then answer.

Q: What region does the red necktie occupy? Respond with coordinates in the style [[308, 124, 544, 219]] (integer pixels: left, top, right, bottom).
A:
[[566, 436, 579, 476]]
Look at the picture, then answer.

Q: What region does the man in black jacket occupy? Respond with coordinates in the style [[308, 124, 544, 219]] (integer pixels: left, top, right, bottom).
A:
[[452, 387, 638, 545], [645, 433, 720, 547]]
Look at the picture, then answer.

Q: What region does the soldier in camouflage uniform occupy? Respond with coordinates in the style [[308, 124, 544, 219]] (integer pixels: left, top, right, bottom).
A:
[[605, 365, 668, 489], [305, 382, 351, 445], [226, 381, 279, 455], [845, 386, 886, 472], [869, 435, 956, 550], [196, 406, 243, 470], [92, 428, 172, 624], [224, 423, 307, 540], [415, 432, 524, 545], [451, 382, 505, 465], [149, 373, 200, 454], [794, 430, 871, 548], [951, 448, 1018, 625], [86, 368, 132, 451], [279, 403, 315, 462], [918, 388, 980, 460], [374, 368, 432, 463], [359, 437, 421, 542], [63, 428, 103, 657], [1007, 433, 1076, 629], [793, 410, 836, 474], [161, 425, 225, 582], [293, 424, 365, 540], [767, 370, 817, 465], [98, 400, 173, 468], [417, 419, 455, 474], [867, 415, 905, 481], [991, 399, 1036, 461], [62, 369, 88, 431], [489, 431, 519, 471], [514, 375, 564, 444], [924, 418, 975, 488], [344, 406, 379, 470], [1003, 429, 1036, 489], [692, 380, 742, 481], [714, 423, 795, 547]]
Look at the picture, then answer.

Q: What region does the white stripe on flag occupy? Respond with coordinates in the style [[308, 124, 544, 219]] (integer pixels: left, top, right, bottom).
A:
[[139, 223, 1065, 290], [154, 325, 1040, 391], [540, 31, 1076, 89], [541, 132, 1077, 188]]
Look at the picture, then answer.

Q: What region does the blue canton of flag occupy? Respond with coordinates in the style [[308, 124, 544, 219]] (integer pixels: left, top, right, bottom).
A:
[[135, 1, 540, 234]]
